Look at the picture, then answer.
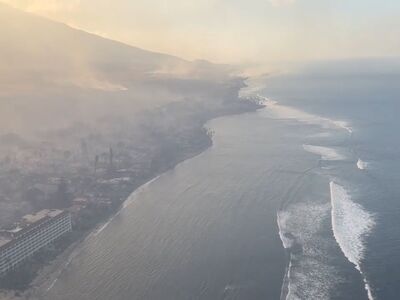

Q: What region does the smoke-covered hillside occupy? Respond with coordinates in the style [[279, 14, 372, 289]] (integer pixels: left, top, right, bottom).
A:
[[0, 2, 237, 135]]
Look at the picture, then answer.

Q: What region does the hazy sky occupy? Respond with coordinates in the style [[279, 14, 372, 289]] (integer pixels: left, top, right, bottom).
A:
[[2, 0, 400, 64]]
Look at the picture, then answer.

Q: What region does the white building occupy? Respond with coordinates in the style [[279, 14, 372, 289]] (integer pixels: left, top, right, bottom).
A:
[[0, 209, 72, 276]]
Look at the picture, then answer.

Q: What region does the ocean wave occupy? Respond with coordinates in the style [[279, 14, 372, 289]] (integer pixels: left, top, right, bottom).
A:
[[357, 159, 369, 170], [277, 211, 295, 249], [46, 278, 58, 292], [123, 174, 161, 208], [94, 219, 112, 236], [255, 92, 375, 298], [330, 181, 375, 300], [332, 120, 353, 135], [277, 202, 336, 300], [45, 248, 79, 292], [257, 94, 353, 135], [303, 144, 345, 161]]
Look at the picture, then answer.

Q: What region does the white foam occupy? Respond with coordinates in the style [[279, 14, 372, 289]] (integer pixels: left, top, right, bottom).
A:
[[46, 278, 58, 291], [123, 174, 161, 208], [224, 284, 238, 291], [357, 159, 369, 170], [46, 175, 165, 294], [303, 144, 345, 161], [94, 219, 112, 236], [332, 120, 353, 134], [277, 202, 335, 300], [64, 255, 73, 268], [308, 132, 332, 138], [45, 245, 81, 292], [258, 95, 278, 106], [257, 94, 353, 135], [94, 174, 162, 237], [280, 258, 294, 300], [330, 182, 375, 300], [277, 211, 295, 249]]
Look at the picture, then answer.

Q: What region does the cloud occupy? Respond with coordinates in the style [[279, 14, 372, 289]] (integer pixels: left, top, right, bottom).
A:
[[269, 0, 296, 7]]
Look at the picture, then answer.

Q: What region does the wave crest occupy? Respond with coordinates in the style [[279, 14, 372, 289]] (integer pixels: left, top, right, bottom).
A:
[[257, 94, 353, 134], [277, 202, 336, 300], [357, 159, 369, 170], [330, 181, 375, 299], [303, 144, 345, 161]]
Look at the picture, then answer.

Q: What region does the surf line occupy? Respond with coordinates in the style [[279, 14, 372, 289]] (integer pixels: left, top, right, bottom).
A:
[[277, 164, 319, 300], [330, 181, 375, 300]]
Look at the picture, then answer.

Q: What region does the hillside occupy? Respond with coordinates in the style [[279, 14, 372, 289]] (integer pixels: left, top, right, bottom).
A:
[[0, 3, 236, 134]]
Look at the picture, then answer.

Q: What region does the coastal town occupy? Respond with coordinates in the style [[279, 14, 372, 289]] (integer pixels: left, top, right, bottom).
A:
[[0, 92, 261, 295]]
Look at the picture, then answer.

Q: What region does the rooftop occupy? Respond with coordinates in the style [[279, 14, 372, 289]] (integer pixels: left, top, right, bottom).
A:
[[22, 209, 63, 224], [0, 209, 65, 248]]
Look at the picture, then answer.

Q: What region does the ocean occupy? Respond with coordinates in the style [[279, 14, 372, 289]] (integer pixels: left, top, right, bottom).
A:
[[250, 58, 400, 300], [41, 59, 400, 300]]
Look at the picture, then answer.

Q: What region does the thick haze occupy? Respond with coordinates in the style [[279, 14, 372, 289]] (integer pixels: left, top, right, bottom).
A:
[[2, 0, 400, 64], [1, 1, 400, 134], [0, 3, 236, 135]]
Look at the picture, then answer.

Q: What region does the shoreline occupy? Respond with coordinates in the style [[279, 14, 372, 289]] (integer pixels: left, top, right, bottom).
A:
[[0, 137, 212, 300], [1, 98, 263, 300]]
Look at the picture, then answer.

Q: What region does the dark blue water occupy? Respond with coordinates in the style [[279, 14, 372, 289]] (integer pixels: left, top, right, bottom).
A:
[[256, 58, 400, 299]]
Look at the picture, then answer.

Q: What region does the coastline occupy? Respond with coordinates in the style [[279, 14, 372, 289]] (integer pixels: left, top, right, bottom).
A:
[[0, 97, 263, 300], [15, 148, 206, 300]]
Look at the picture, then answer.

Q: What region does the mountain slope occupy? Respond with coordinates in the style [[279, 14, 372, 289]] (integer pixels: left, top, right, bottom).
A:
[[0, 2, 188, 91], [0, 3, 238, 134]]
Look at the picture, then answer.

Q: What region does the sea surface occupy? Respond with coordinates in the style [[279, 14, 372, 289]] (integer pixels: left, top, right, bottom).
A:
[[42, 59, 400, 300]]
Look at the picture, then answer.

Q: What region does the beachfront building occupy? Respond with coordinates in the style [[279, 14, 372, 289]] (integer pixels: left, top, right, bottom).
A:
[[0, 209, 72, 276]]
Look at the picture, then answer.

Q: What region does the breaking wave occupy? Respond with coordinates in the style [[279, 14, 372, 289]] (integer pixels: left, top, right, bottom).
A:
[[277, 211, 295, 249], [277, 202, 337, 300], [303, 145, 345, 161], [357, 159, 369, 170], [332, 120, 353, 135], [256, 94, 353, 135], [94, 219, 112, 236], [94, 174, 162, 236], [256, 92, 377, 299], [330, 181, 375, 299]]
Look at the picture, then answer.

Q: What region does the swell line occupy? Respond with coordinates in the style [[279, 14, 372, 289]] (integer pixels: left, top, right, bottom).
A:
[[330, 181, 375, 300]]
